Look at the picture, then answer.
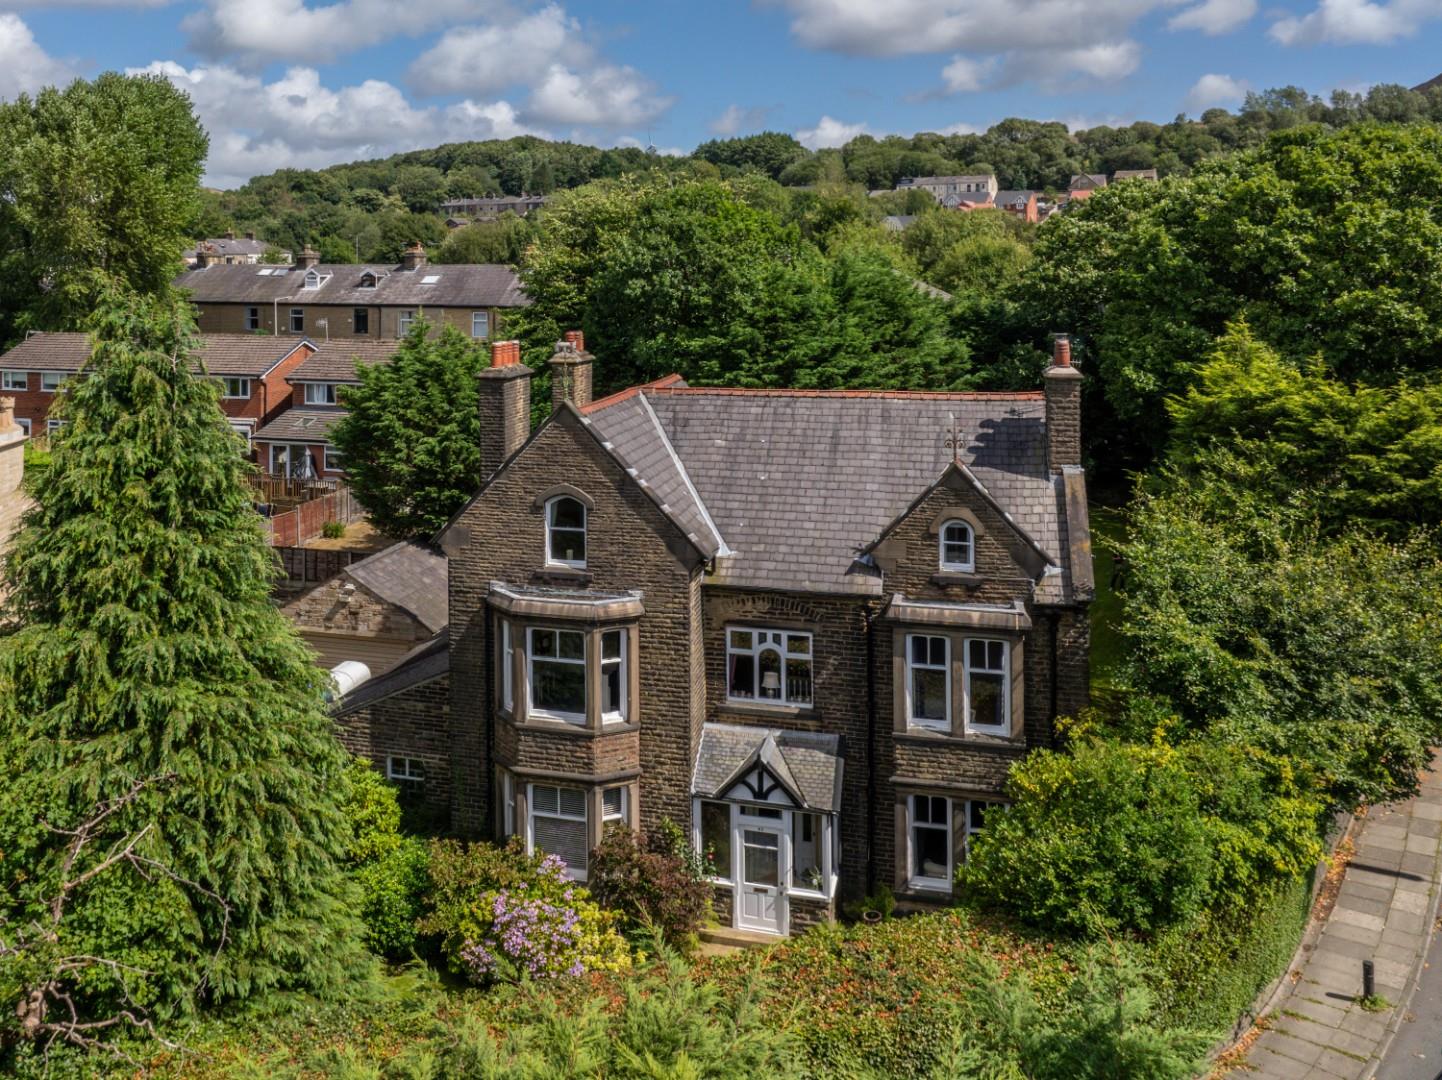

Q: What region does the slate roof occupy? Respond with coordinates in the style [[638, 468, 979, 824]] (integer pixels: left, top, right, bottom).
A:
[[994, 190, 1035, 207], [0, 332, 311, 377], [334, 629, 449, 715], [881, 215, 917, 231], [289, 340, 401, 384], [184, 236, 280, 260], [344, 542, 448, 633], [1069, 173, 1108, 190], [584, 385, 1066, 596], [1112, 169, 1158, 182], [253, 407, 344, 444], [692, 723, 844, 812], [176, 261, 529, 309]]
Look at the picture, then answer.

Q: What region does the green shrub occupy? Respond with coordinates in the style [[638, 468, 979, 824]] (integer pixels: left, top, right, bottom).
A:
[[340, 760, 428, 955], [417, 838, 630, 983], [960, 739, 1214, 935], [587, 827, 714, 949], [321, 520, 346, 539]]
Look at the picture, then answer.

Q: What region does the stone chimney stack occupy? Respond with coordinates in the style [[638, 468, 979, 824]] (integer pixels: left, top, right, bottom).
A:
[[245, 231, 257, 241], [296, 245, 320, 271], [1044, 333, 1083, 472], [196, 243, 221, 269], [478, 340, 531, 477], [402, 241, 427, 272], [224, 229, 235, 240], [548, 330, 593, 412]]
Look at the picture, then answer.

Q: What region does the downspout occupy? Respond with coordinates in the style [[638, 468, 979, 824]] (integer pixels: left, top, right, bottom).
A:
[[865, 603, 878, 896], [1049, 613, 1060, 744]]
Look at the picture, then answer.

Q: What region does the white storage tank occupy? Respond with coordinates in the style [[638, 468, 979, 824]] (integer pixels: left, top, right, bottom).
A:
[[327, 660, 372, 701]]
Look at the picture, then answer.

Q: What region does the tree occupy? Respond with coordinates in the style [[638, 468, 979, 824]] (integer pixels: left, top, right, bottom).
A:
[[329, 323, 487, 538], [0, 289, 364, 1056], [0, 73, 208, 345], [693, 132, 809, 179], [434, 215, 534, 266]]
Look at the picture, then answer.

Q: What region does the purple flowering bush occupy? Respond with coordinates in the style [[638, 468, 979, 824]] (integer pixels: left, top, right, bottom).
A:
[[420, 840, 629, 984]]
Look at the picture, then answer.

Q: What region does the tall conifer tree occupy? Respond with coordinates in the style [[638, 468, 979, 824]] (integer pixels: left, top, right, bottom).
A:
[[0, 289, 363, 1042]]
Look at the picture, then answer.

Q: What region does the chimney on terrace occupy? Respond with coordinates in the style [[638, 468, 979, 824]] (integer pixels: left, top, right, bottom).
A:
[[296, 245, 320, 271], [1044, 333, 1083, 473], [402, 241, 426, 272], [478, 340, 531, 477], [196, 243, 222, 269], [548, 330, 593, 412]]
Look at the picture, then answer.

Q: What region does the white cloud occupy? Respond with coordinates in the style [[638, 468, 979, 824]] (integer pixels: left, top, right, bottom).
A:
[[1168, 0, 1257, 34], [937, 121, 981, 135], [1269, 0, 1442, 44], [795, 115, 873, 149], [522, 62, 671, 128], [708, 103, 775, 136], [132, 60, 548, 188], [182, 0, 506, 65], [1050, 41, 1142, 80], [1184, 72, 1249, 110], [407, 5, 584, 96], [940, 56, 996, 93], [0, 13, 71, 101]]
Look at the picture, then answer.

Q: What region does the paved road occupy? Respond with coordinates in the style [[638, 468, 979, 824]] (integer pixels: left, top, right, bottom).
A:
[[1374, 914, 1442, 1080]]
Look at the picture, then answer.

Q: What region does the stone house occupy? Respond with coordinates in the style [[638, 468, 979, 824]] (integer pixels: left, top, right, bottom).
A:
[[336, 333, 1092, 937], [898, 175, 1000, 203], [176, 242, 528, 342], [0, 331, 315, 447], [184, 231, 291, 267]]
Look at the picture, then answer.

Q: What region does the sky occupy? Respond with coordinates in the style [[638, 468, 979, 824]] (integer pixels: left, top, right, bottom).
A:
[[1, 0, 1439, 188]]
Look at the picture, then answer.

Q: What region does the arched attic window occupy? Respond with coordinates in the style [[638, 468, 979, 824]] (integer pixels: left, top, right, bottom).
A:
[[939, 520, 974, 573], [545, 496, 587, 568]]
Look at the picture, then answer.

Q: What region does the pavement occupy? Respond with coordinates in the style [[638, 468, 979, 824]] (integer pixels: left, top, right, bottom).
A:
[[1231, 753, 1442, 1080], [1372, 908, 1442, 1080]]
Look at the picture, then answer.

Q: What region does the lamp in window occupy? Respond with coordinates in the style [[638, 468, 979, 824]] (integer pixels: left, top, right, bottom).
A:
[[761, 670, 781, 698]]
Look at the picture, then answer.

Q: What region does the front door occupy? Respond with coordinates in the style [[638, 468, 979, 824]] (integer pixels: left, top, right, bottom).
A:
[[737, 827, 784, 934]]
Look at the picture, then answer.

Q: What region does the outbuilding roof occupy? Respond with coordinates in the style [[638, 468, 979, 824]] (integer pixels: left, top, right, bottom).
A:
[[0, 332, 313, 377], [345, 542, 449, 634], [692, 723, 845, 812], [175, 261, 529, 309], [253, 407, 344, 444]]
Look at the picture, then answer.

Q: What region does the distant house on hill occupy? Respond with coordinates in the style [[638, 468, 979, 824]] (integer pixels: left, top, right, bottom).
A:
[[175, 242, 529, 341], [440, 195, 547, 221], [994, 190, 1039, 223], [185, 231, 290, 267], [1112, 169, 1158, 182], [1067, 174, 1108, 201], [897, 174, 999, 205], [881, 215, 917, 232]]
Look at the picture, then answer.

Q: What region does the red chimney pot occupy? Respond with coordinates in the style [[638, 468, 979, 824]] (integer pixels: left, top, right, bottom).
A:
[[1052, 334, 1072, 368]]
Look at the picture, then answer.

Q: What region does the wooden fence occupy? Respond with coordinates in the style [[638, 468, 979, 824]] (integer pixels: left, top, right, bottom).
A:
[[264, 484, 362, 547]]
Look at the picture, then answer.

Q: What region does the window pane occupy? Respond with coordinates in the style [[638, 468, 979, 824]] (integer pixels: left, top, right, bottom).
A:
[[532, 628, 557, 657], [792, 813, 822, 888], [602, 787, 624, 819], [786, 634, 810, 656], [700, 801, 731, 878], [912, 668, 947, 723], [532, 785, 559, 814], [603, 658, 623, 715], [971, 672, 1005, 727], [912, 824, 949, 881], [989, 641, 1006, 669], [743, 831, 780, 887], [602, 629, 622, 660], [729, 630, 752, 650], [969, 639, 986, 669], [910, 635, 928, 664], [534, 660, 585, 715], [929, 637, 947, 666], [551, 527, 585, 564], [727, 652, 754, 699], [758, 649, 782, 700], [558, 630, 585, 660], [787, 657, 813, 705], [558, 787, 587, 817], [969, 801, 990, 831], [550, 498, 585, 529], [533, 815, 588, 875]]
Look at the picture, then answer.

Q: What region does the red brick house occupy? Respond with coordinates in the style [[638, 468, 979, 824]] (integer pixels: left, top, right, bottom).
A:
[[336, 334, 1092, 936], [0, 332, 315, 445], [252, 339, 399, 479]]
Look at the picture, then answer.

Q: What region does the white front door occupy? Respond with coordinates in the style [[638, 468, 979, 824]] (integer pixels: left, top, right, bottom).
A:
[[737, 827, 784, 934]]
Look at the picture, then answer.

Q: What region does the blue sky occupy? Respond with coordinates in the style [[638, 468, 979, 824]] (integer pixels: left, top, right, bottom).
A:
[[2, 0, 1439, 187]]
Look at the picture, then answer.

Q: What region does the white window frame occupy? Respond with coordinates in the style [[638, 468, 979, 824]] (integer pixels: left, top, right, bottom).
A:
[[725, 627, 814, 708], [359, 272, 378, 289], [303, 382, 338, 405], [962, 799, 997, 859], [46, 419, 65, 434], [544, 495, 587, 569], [500, 769, 516, 837], [526, 625, 587, 725], [386, 756, 425, 782], [527, 783, 589, 881], [228, 421, 253, 446], [906, 634, 951, 731], [908, 794, 953, 892], [2, 370, 27, 391], [601, 785, 627, 823], [39, 372, 65, 393], [221, 376, 251, 400], [302, 268, 322, 290], [963, 638, 1010, 736], [289, 308, 305, 333], [939, 519, 975, 572], [353, 307, 370, 334], [15, 417, 30, 436], [245, 306, 261, 331], [600, 627, 627, 723], [501, 620, 514, 712], [397, 309, 417, 336], [471, 311, 490, 339], [323, 446, 344, 473]]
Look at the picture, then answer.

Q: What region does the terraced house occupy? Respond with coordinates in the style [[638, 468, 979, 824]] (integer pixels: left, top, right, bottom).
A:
[[176, 242, 528, 341], [336, 334, 1093, 937]]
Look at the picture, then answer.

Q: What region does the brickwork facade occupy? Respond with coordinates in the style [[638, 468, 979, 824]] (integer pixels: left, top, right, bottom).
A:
[[192, 302, 509, 342], [335, 672, 453, 828]]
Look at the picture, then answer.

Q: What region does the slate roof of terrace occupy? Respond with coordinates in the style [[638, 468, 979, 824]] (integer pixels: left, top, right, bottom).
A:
[[0, 332, 312, 377], [175, 261, 529, 309], [288, 340, 402, 383], [581, 382, 1069, 597]]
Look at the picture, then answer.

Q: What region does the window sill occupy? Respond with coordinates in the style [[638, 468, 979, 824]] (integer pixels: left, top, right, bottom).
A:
[[525, 711, 587, 728], [904, 878, 953, 897], [514, 716, 640, 738], [531, 566, 592, 587], [931, 571, 982, 588], [895, 728, 1025, 749], [788, 887, 831, 902], [720, 700, 818, 722]]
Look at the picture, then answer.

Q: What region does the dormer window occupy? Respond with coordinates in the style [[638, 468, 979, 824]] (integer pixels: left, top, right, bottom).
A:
[[358, 271, 380, 289], [940, 520, 974, 572], [302, 269, 323, 290], [545, 496, 586, 567]]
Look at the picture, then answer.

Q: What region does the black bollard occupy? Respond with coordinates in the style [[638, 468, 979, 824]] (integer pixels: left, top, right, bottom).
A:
[[1363, 959, 1375, 1000]]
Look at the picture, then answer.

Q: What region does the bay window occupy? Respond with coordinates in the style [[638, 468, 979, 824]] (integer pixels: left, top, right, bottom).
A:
[[726, 628, 812, 707], [527, 627, 586, 723], [501, 621, 514, 712], [601, 785, 627, 827], [529, 784, 589, 879], [601, 628, 626, 721], [907, 634, 949, 730], [964, 639, 1009, 733]]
